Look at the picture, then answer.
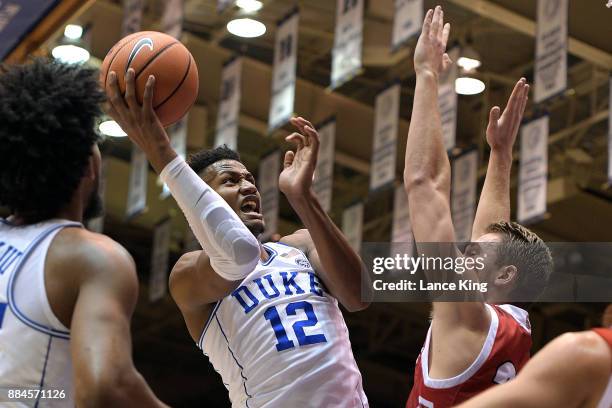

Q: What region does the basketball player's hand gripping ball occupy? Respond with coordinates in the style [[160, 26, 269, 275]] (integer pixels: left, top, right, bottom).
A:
[[279, 117, 321, 198], [101, 32, 198, 171]]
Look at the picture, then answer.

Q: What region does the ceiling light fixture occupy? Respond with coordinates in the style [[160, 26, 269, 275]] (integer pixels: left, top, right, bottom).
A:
[[99, 120, 127, 137], [64, 24, 83, 40], [236, 0, 263, 12], [227, 18, 266, 38], [51, 44, 90, 64], [455, 77, 486, 95], [457, 45, 481, 72]]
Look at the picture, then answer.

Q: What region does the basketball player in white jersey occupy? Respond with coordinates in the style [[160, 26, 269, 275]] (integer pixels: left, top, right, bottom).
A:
[[457, 304, 612, 408], [106, 68, 369, 406], [0, 59, 168, 407]]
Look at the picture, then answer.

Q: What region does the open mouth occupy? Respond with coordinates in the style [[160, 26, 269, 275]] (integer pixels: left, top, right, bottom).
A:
[[240, 196, 260, 214]]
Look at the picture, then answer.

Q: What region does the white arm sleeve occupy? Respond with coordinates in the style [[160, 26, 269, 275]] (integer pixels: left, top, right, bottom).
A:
[[160, 156, 260, 281]]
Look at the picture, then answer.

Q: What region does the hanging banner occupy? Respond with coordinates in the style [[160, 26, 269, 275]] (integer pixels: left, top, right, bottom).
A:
[[331, 0, 364, 89], [149, 218, 172, 302], [518, 116, 549, 224], [217, 0, 233, 13], [392, 184, 413, 243], [121, 0, 144, 36], [258, 150, 281, 241], [370, 82, 400, 191], [161, 116, 188, 199], [215, 57, 242, 150], [86, 157, 108, 233], [392, 0, 423, 50], [0, 0, 61, 61], [534, 0, 568, 103], [162, 0, 184, 39], [439, 47, 459, 151], [313, 118, 336, 213], [126, 146, 148, 219], [608, 77, 612, 184], [342, 202, 364, 253], [451, 150, 478, 242], [268, 9, 299, 132]]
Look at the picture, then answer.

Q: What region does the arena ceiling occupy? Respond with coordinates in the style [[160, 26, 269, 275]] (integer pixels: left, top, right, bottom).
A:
[[4, 0, 612, 406]]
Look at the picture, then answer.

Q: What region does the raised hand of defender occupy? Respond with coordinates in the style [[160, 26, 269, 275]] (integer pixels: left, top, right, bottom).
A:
[[279, 117, 320, 198], [486, 78, 530, 153], [106, 69, 175, 173], [413, 6, 452, 76]]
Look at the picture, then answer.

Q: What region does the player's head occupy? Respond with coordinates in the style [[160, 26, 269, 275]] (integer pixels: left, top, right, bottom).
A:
[[466, 221, 552, 303], [0, 58, 105, 224], [189, 145, 264, 237]]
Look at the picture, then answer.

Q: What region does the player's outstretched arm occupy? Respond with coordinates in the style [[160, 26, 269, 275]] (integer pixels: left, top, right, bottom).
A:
[[107, 70, 260, 286], [68, 236, 169, 408], [279, 117, 369, 312], [471, 79, 529, 240], [455, 331, 610, 408], [403, 7, 488, 327]]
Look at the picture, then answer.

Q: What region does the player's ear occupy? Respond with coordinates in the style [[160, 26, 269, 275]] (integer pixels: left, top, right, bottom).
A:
[[494, 264, 517, 287]]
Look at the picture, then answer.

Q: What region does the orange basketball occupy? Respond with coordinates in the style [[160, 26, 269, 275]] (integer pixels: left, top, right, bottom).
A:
[[100, 31, 199, 127]]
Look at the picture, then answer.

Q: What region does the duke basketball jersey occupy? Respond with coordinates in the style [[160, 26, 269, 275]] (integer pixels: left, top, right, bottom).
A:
[[407, 304, 532, 408], [0, 219, 81, 407], [199, 242, 368, 407]]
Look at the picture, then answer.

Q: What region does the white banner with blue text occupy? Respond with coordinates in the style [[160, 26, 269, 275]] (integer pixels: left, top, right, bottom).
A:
[[518, 116, 549, 223], [269, 9, 299, 131], [215, 57, 242, 150], [370, 83, 400, 191], [534, 0, 568, 103]]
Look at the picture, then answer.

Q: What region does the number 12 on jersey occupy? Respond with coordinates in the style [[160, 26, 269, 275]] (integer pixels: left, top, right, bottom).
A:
[[264, 301, 327, 352]]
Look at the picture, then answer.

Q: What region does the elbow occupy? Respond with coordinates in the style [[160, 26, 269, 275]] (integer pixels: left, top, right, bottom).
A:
[[403, 170, 432, 193]]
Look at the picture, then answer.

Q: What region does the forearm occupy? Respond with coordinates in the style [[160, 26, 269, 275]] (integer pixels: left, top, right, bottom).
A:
[[76, 369, 168, 408], [471, 149, 512, 239], [288, 191, 367, 311], [404, 71, 449, 185]]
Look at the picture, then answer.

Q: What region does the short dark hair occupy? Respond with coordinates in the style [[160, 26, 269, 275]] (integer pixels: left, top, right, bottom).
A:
[[188, 145, 241, 175], [0, 58, 105, 223], [486, 221, 553, 301]]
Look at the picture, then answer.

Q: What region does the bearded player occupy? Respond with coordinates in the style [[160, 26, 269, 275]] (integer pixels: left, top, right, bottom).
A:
[[403, 7, 552, 407], [107, 68, 369, 407], [0, 59, 168, 407], [457, 304, 612, 408]]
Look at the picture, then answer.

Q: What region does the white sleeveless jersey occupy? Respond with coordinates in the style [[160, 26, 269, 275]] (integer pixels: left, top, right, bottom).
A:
[[0, 218, 81, 407], [199, 242, 368, 407]]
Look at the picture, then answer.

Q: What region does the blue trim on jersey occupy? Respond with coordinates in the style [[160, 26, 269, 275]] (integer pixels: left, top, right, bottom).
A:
[[198, 300, 222, 349], [270, 241, 310, 262], [7, 222, 81, 339], [260, 244, 277, 266], [215, 315, 252, 405], [34, 335, 53, 408]]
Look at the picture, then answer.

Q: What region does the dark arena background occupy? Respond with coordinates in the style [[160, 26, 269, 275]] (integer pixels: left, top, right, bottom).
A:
[[1, 0, 611, 407]]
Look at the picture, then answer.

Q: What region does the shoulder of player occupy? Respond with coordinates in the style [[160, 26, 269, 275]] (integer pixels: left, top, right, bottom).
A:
[[168, 250, 204, 303], [278, 229, 313, 254], [553, 331, 611, 373], [50, 228, 136, 282], [170, 251, 203, 282]]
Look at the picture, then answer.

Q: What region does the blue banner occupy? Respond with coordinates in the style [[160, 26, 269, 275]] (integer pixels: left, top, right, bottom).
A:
[[0, 0, 61, 61]]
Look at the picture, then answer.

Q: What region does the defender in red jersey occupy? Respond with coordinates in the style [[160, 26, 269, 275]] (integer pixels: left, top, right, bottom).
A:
[[403, 7, 552, 408], [456, 305, 612, 408]]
